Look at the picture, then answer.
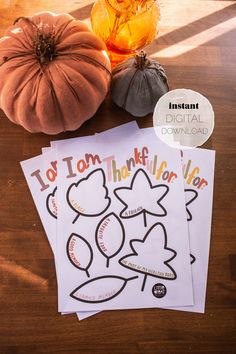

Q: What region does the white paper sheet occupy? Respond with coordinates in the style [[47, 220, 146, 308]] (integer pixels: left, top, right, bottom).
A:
[[139, 129, 216, 313], [178, 148, 215, 312], [21, 151, 57, 252], [75, 142, 215, 317], [22, 122, 142, 318], [56, 130, 193, 312]]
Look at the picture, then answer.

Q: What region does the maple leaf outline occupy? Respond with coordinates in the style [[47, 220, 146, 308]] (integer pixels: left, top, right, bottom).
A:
[[185, 189, 198, 221], [119, 222, 177, 291], [114, 169, 169, 227], [66, 168, 111, 224]]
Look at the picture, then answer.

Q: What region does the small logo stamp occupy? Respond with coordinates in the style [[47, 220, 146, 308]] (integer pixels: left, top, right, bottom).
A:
[[152, 283, 167, 298]]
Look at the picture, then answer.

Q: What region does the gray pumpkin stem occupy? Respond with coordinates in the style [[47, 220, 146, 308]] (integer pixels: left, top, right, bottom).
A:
[[135, 51, 148, 70]]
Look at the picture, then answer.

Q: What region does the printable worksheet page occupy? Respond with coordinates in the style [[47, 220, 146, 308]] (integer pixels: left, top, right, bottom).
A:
[[56, 131, 193, 312]]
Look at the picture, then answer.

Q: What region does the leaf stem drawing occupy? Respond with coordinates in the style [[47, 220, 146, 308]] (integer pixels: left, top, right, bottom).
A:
[[72, 213, 80, 224], [141, 274, 148, 292], [143, 212, 147, 228]]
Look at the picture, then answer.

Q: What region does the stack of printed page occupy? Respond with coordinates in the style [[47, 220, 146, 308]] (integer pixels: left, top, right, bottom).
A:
[[21, 121, 215, 320]]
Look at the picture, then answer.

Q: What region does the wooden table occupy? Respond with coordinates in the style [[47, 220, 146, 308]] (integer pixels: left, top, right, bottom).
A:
[[0, 1, 236, 353]]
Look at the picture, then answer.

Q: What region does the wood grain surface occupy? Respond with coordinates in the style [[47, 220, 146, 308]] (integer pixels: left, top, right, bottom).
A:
[[0, 1, 236, 353]]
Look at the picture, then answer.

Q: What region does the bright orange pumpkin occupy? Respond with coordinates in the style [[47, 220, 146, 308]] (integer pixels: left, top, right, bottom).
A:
[[0, 12, 111, 134]]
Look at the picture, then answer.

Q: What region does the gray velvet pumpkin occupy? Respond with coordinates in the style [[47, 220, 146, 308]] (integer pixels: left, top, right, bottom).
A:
[[111, 51, 169, 117]]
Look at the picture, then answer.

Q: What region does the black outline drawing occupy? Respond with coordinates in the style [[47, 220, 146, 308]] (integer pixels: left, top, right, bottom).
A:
[[66, 168, 111, 224], [190, 254, 196, 264], [119, 223, 177, 291], [46, 187, 57, 219], [185, 189, 198, 222], [66, 233, 93, 277], [114, 169, 169, 227], [95, 212, 125, 268], [185, 189, 198, 264], [70, 275, 138, 303]]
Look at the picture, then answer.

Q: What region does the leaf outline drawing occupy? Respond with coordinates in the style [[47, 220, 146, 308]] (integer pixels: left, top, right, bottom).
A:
[[185, 189, 198, 264], [70, 275, 138, 303], [185, 189, 198, 222], [119, 222, 177, 291], [190, 254, 196, 264], [66, 233, 93, 277], [114, 169, 169, 227], [95, 212, 125, 267], [46, 187, 57, 219], [67, 168, 111, 224]]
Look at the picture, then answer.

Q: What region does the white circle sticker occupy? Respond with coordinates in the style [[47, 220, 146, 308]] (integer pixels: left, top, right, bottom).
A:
[[153, 89, 214, 149]]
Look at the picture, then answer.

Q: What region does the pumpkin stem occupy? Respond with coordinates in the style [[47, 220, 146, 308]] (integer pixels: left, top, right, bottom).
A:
[[13, 16, 56, 65], [135, 51, 148, 70], [34, 32, 56, 64]]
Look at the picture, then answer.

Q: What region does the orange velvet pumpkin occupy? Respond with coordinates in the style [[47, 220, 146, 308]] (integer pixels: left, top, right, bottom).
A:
[[0, 12, 111, 134]]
